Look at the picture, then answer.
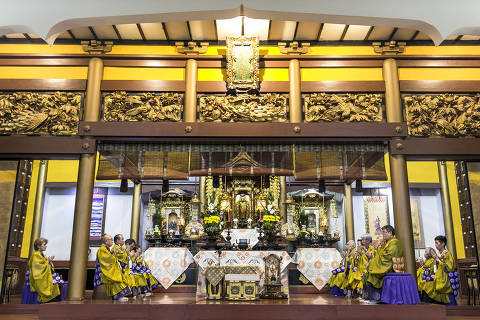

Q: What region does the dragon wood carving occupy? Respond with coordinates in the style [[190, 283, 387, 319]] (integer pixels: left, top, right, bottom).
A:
[[405, 94, 480, 136], [199, 93, 287, 122], [0, 92, 82, 135], [103, 91, 182, 122], [305, 93, 383, 122]]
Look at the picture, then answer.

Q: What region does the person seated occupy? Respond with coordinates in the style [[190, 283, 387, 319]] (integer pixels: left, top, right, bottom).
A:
[[327, 240, 356, 296], [345, 241, 361, 298], [26, 238, 63, 303], [365, 225, 403, 301], [112, 234, 136, 298], [349, 234, 376, 297], [429, 235, 459, 305], [417, 247, 436, 302], [123, 238, 141, 298], [94, 234, 129, 301], [130, 245, 149, 297], [131, 245, 159, 296]]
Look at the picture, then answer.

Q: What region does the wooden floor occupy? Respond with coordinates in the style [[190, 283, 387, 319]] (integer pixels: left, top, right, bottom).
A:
[[1, 293, 479, 320]]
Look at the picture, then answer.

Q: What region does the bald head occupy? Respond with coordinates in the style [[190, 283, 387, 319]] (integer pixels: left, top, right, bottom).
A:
[[103, 234, 114, 248]]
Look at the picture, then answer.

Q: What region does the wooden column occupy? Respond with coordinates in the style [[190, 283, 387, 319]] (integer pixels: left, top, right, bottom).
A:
[[344, 183, 355, 241], [438, 161, 457, 260], [279, 176, 287, 222], [184, 58, 198, 122], [67, 57, 103, 301], [288, 59, 302, 123], [130, 182, 142, 243], [29, 160, 48, 257], [383, 58, 416, 276]]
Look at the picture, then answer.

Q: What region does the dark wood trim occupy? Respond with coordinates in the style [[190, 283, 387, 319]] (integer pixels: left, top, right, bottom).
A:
[[101, 80, 185, 92], [0, 136, 95, 159], [399, 80, 480, 92], [79, 121, 405, 141], [301, 81, 385, 92], [389, 137, 480, 160], [3, 53, 480, 68], [0, 79, 86, 91]]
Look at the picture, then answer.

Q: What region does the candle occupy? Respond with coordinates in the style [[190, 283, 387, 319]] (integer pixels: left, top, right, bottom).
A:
[[228, 209, 230, 222], [259, 209, 262, 221]]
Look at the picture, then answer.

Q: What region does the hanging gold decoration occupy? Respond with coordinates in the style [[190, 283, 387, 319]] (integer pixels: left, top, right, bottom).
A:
[[103, 91, 182, 122], [305, 93, 383, 122], [0, 92, 82, 135], [405, 94, 480, 136], [199, 94, 287, 122]]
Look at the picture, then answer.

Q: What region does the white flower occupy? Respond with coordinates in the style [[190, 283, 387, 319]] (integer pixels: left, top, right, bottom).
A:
[[208, 203, 216, 212]]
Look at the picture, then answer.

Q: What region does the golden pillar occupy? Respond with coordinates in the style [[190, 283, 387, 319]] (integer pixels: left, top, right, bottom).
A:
[[383, 58, 416, 276], [29, 160, 48, 257], [288, 59, 302, 123], [130, 182, 142, 243], [279, 176, 287, 222], [199, 177, 206, 210], [184, 58, 198, 122], [67, 57, 103, 301], [437, 161, 457, 260], [344, 183, 354, 241]]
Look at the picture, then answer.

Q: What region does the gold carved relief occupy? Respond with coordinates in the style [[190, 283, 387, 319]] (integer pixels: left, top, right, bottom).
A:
[[199, 94, 287, 122], [405, 94, 480, 136], [103, 91, 182, 122], [0, 92, 82, 135], [305, 93, 383, 122]]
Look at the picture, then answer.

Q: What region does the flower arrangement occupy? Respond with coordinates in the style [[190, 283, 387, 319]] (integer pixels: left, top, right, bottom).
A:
[[261, 204, 281, 234], [202, 201, 222, 237]]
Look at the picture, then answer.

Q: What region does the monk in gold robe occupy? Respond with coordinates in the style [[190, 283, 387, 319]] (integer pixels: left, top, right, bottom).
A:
[[348, 234, 376, 296], [27, 238, 61, 303], [113, 234, 136, 298], [94, 234, 129, 301], [417, 247, 436, 302], [365, 225, 403, 301], [327, 240, 356, 296], [429, 235, 459, 305]]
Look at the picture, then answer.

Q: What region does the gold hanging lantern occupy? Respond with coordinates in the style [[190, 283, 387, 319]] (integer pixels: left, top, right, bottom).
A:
[[255, 193, 267, 212], [185, 195, 204, 240], [220, 193, 232, 212]]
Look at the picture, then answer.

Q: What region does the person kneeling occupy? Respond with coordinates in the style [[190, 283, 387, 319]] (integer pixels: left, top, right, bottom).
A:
[[94, 234, 130, 301], [26, 238, 63, 303]]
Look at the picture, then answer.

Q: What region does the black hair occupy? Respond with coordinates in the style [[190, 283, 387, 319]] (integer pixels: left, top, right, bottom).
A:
[[434, 235, 447, 246], [125, 238, 136, 246], [114, 234, 123, 244], [381, 225, 395, 236]]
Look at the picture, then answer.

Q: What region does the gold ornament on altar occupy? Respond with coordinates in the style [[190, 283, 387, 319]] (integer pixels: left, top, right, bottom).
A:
[[281, 196, 299, 240], [184, 195, 204, 240]]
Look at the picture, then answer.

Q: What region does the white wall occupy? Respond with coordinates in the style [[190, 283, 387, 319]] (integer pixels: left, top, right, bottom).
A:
[[41, 186, 133, 261]]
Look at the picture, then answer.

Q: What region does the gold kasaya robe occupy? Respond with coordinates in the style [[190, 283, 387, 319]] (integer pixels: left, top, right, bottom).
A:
[[131, 256, 148, 288], [97, 244, 127, 297], [350, 245, 376, 291], [366, 238, 403, 289], [28, 251, 60, 303], [112, 244, 136, 290], [431, 250, 456, 304], [417, 258, 435, 297]]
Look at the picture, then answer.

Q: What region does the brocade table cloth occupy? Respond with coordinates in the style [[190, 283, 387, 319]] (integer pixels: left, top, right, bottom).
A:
[[144, 247, 194, 289]]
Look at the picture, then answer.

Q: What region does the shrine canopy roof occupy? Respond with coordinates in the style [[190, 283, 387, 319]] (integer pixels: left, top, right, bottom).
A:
[[96, 142, 386, 182]]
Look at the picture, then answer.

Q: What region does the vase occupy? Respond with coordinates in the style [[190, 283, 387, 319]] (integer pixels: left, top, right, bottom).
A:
[[206, 236, 217, 250]]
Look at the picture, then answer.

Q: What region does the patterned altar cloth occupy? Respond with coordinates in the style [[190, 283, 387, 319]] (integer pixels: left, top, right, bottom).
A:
[[194, 250, 291, 298], [144, 247, 194, 289], [292, 248, 342, 291], [220, 229, 260, 247]]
